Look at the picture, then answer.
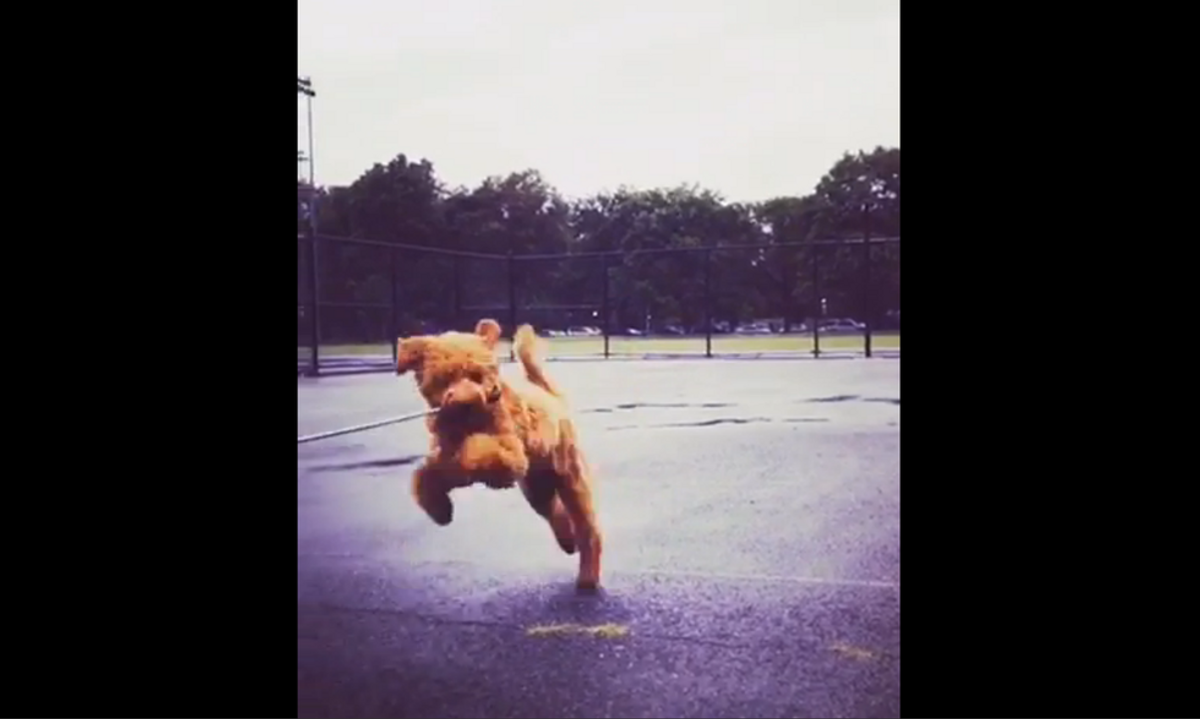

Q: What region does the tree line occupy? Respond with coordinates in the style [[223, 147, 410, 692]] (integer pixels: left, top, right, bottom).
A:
[[298, 146, 899, 343]]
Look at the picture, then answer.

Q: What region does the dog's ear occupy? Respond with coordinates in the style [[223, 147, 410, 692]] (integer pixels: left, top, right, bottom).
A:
[[475, 318, 502, 349], [396, 337, 427, 375]]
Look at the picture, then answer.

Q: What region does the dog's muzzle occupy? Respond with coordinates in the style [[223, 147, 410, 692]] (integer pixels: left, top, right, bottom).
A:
[[440, 383, 501, 411]]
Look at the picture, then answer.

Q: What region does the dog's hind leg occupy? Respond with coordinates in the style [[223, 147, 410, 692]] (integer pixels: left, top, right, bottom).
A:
[[553, 445, 603, 591], [520, 469, 576, 555]]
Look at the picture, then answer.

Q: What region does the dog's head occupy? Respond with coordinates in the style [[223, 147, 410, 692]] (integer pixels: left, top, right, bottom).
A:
[[396, 319, 504, 411]]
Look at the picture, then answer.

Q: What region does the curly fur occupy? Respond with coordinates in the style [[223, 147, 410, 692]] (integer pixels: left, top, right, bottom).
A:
[[395, 318, 603, 590]]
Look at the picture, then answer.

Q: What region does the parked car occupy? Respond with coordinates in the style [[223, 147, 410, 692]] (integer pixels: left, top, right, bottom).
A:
[[566, 326, 601, 336], [735, 322, 773, 335], [818, 319, 865, 332]]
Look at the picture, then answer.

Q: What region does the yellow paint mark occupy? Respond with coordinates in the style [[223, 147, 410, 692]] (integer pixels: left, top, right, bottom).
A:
[[830, 642, 877, 661], [525, 622, 630, 638]]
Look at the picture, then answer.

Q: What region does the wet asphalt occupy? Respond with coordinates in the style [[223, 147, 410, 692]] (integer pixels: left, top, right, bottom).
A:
[[298, 359, 900, 719]]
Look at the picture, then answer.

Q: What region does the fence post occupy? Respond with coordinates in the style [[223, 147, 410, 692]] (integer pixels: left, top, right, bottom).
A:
[[862, 205, 872, 359], [389, 246, 398, 365], [601, 255, 611, 359], [507, 250, 517, 362], [811, 244, 821, 358], [704, 249, 713, 358], [306, 192, 321, 377], [452, 255, 462, 330]]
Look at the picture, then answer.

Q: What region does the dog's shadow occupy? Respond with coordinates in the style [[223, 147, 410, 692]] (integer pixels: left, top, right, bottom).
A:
[[543, 584, 630, 623], [486, 580, 634, 628]]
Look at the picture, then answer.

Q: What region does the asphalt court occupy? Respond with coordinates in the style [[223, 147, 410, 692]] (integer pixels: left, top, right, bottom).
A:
[[298, 358, 900, 718]]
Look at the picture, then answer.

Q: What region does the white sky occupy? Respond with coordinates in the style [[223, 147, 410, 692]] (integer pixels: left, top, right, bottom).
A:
[[298, 0, 899, 203]]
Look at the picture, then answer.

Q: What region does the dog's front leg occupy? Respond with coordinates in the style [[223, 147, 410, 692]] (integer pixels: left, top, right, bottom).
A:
[[410, 454, 471, 526]]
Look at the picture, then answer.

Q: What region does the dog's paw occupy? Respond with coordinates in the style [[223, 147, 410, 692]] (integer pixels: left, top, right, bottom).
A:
[[430, 504, 453, 526], [575, 575, 600, 593], [419, 490, 454, 526], [550, 511, 576, 554]]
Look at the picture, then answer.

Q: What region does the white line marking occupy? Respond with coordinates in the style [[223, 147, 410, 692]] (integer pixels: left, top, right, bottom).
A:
[[613, 567, 898, 589], [315, 557, 899, 590], [297, 409, 434, 444]]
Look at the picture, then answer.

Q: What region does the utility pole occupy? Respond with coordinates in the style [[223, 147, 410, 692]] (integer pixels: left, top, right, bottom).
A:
[[298, 77, 319, 375]]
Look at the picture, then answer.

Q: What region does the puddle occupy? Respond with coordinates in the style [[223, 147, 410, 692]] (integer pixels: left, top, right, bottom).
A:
[[804, 395, 899, 405], [310, 455, 423, 472], [606, 417, 829, 430], [584, 402, 734, 414], [656, 417, 774, 428]]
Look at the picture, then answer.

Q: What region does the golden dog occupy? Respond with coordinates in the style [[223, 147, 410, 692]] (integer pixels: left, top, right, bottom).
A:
[[396, 319, 603, 590]]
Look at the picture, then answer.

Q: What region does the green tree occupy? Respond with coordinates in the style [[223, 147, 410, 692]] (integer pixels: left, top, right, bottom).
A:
[[569, 185, 764, 331], [313, 154, 452, 338], [811, 146, 900, 323], [442, 169, 575, 329], [301, 144, 899, 341], [750, 195, 828, 329]]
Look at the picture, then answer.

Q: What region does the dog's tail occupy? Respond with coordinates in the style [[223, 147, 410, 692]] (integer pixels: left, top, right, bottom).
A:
[[513, 324, 562, 397]]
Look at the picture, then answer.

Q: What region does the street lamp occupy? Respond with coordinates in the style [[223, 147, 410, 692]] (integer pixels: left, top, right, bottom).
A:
[[297, 77, 316, 187], [298, 77, 319, 375]]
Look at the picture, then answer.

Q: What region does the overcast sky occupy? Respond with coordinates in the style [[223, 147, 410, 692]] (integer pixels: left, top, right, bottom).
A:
[[297, 0, 899, 203]]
